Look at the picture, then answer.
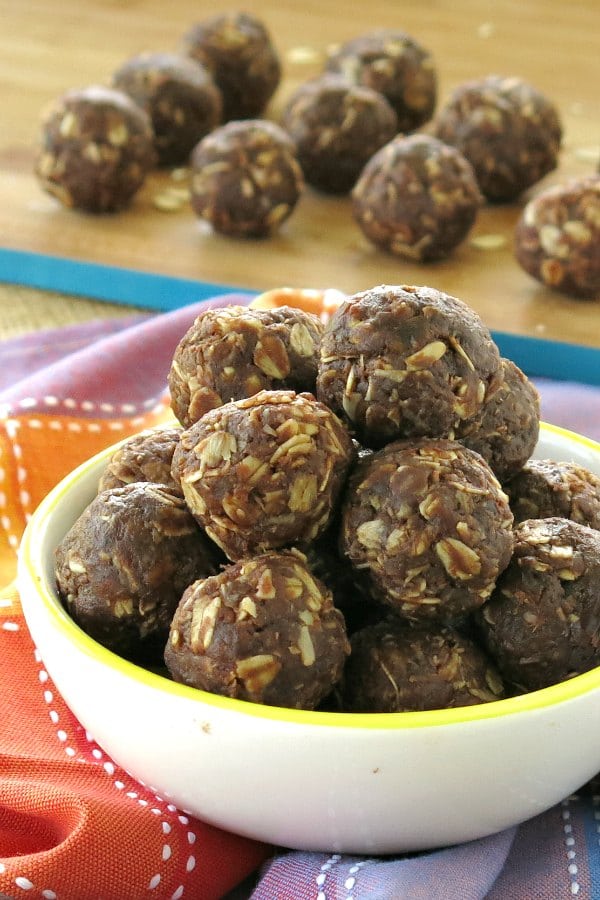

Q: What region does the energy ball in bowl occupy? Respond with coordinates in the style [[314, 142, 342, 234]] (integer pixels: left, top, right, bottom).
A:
[[352, 134, 482, 261], [316, 284, 502, 447], [55, 482, 221, 662], [340, 438, 514, 621], [111, 52, 222, 167], [456, 358, 540, 483], [97, 425, 182, 493], [35, 86, 156, 213], [168, 304, 323, 427], [180, 11, 281, 121], [281, 74, 398, 194], [433, 75, 562, 202], [479, 517, 600, 692], [325, 29, 437, 133], [341, 618, 505, 712], [171, 389, 356, 560], [514, 176, 600, 298], [506, 459, 600, 528], [190, 120, 304, 237], [165, 549, 350, 709]]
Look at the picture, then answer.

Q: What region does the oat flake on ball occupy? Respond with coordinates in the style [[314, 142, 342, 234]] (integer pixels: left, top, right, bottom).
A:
[[168, 304, 323, 427], [171, 389, 356, 560], [165, 549, 350, 709], [316, 284, 502, 448], [190, 119, 304, 237], [352, 133, 482, 261], [35, 85, 156, 213]]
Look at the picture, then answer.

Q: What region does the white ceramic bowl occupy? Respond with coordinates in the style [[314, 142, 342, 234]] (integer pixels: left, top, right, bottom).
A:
[[18, 423, 600, 854]]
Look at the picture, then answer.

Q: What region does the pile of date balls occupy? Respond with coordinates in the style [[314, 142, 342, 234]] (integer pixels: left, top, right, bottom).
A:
[[33, 11, 600, 297], [55, 285, 600, 713]]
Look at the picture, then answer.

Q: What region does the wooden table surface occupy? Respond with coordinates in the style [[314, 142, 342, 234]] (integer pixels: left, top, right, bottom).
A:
[[1, 0, 599, 345]]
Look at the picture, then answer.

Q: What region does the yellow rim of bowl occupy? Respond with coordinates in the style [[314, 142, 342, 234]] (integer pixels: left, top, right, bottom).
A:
[[20, 421, 600, 731]]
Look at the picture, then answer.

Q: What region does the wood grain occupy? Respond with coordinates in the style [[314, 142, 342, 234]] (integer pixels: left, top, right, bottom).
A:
[[1, 0, 598, 345]]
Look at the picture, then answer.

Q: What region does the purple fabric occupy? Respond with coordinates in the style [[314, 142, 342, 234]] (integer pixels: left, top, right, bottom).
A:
[[2, 301, 600, 900]]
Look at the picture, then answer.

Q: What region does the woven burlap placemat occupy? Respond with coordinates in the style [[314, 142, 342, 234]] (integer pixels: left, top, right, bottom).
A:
[[0, 283, 145, 340]]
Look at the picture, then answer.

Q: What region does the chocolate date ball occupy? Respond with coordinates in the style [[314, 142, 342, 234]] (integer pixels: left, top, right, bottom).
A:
[[341, 619, 505, 712], [165, 550, 350, 709], [456, 358, 540, 483], [506, 459, 600, 528], [433, 75, 562, 202], [340, 439, 514, 621], [181, 11, 281, 121], [514, 177, 600, 298], [168, 304, 323, 427], [35, 85, 155, 213], [479, 517, 600, 691], [352, 134, 482, 261], [190, 119, 304, 237], [325, 29, 437, 133], [55, 482, 221, 662], [281, 74, 398, 194], [171, 389, 356, 560], [97, 426, 182, 493], [111, 52, 222, 167], [316, 284, 502, 447]]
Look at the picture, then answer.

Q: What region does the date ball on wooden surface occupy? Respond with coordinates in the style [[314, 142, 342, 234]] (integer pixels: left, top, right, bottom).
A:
[[506, 459, 600, 529], [168, 304, 323, 427], [111, 52, 222, 167], [281, 74, 398, 194], [171, 389, 356, 560], [55, 482, 221, 662], [316, 284, 501, 448], [340, 618, 505, 712], [514, 176, 600, 298], [181, 11, 281, 121], [352, 133, 482, 261], [325, 29, 437, 133], [35, 85, 155, 213], [165, 549, 350, 709], [190, 119, 304, 237], [456, 358, 540, 483], [340, 439, 514, 622], [97, 425, 182, 493], [478, 517, 600, 692], [433, 75, 562, 201]]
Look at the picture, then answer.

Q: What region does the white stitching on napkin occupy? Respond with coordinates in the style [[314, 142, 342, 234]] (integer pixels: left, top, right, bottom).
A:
[[561, 797, 581, 895]]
